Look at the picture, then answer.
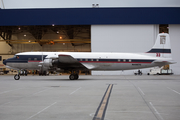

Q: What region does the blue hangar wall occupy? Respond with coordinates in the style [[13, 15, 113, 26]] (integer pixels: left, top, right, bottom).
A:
[[0, 7, 180, 26]]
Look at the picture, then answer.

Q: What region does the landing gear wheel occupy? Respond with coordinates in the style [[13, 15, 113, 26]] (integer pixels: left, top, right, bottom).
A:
[[69, 74, 79, 80], [74, 74, 79, 80], [69, 74, 75, 80], [14, 74, 20, 80]]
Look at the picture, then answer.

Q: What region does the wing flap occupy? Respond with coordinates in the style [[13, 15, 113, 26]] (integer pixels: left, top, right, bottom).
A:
[[81, 63, 97, 70]]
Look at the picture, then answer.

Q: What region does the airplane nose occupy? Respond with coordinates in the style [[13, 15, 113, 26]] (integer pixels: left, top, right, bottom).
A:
[[3, 59, 7, 65]]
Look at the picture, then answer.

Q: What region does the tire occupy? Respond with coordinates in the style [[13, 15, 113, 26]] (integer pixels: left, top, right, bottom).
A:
[[69, 74, 79, 80], [69, 74, 75, 80], [14, 74, 20, 80], [74, 74, 79, 80]]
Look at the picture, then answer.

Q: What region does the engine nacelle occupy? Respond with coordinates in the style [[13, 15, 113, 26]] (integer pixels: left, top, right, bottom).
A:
[[43, 59, 52, 67], [52, 59, 59, 67]]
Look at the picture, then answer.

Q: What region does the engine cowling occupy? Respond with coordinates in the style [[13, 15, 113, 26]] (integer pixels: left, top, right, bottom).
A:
[[43, 59, 53, 67], [51, 59, 59, 67]]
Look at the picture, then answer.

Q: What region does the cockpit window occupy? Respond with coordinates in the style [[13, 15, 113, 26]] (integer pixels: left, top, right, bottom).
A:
[[13, 55, 19, 59]]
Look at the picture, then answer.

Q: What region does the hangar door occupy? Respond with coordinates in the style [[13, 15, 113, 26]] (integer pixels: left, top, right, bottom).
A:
[[91, 25, 159, 75], [169, 24, 180, 75]]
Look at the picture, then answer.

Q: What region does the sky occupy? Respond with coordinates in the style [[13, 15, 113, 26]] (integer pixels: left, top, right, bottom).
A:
[[1, 0, 180, 9]]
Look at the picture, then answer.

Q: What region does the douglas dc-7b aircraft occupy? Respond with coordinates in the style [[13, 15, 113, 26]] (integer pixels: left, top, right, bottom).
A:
[[3, 33, 175, 80]]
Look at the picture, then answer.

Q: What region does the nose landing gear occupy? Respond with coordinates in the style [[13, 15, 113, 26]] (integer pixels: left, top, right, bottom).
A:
[[14, 70, 28, 80], [14, 74, 20, 80]]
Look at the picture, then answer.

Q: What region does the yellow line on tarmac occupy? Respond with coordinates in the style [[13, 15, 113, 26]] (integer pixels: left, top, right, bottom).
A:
[[93, 84, 113, 120]]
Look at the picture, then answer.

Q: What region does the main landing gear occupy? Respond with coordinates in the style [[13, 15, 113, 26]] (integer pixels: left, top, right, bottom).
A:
[[69, 74, 79, 80], [14, 70, 28, 80], [69, 70, 79, 80]]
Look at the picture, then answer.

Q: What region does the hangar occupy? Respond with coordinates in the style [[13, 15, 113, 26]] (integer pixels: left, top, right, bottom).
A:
[[0, 1, 180, 75]]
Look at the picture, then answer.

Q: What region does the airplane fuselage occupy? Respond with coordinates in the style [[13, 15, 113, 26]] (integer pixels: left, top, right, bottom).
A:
[[2, 33, 175, 80], [4, 52, 170, 71]]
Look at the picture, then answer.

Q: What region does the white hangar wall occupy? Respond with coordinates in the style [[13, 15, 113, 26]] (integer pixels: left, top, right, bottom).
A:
[[169, 25, 180, 75], [91, 25, 159, 75]]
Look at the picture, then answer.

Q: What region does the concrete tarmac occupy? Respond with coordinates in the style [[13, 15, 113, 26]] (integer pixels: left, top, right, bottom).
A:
[[0, 75, 180, 120]]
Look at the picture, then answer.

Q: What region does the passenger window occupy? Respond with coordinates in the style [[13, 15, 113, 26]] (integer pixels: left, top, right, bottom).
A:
[[129, 60, 132, 62], [96, 59, 99, 61], [16, 56, 19, 59], [34, 58, 37, 61], [28, 58, 31, 60], [123, 59, 126, 62]]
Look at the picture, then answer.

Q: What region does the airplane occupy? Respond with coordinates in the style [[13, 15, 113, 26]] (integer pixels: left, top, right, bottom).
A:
[[3, 33, 175, 80]]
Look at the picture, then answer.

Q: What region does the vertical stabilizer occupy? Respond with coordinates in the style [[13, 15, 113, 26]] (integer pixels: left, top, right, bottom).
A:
[[147, 33, 171, 58]]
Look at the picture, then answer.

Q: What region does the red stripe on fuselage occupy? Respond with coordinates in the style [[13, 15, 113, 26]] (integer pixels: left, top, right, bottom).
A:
[[79, 61, 152, 64]]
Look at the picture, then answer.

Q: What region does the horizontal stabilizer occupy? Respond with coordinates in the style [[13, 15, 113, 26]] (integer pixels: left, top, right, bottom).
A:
[[153, 60, 176, 64]]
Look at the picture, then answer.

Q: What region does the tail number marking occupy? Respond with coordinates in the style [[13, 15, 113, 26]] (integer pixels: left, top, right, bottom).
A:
[[156, 53, 161, 57]]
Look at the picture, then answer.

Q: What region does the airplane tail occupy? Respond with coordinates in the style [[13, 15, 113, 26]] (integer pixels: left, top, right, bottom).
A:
[[146, 33, 172, 58]]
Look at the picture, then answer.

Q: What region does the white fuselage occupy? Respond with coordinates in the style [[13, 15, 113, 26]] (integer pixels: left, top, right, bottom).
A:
[[4, 52, 171, 71]]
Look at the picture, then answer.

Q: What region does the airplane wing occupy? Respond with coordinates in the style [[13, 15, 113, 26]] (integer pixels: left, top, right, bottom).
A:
[[55, 54, 89, 70]]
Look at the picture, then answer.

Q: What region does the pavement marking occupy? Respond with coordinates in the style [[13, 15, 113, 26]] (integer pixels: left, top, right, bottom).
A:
[[149, 102, 164, 120], [33, 88, 52, 95], [167, 87, 180, 95], [93, 84, 113, 120], [138, 87, 145, 95], [0, 88, 24, 95], [129, 80, 161, 120], [25, 102, 57, 120], [0, 88, 53, 107], [70, 87, 82, 95]]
